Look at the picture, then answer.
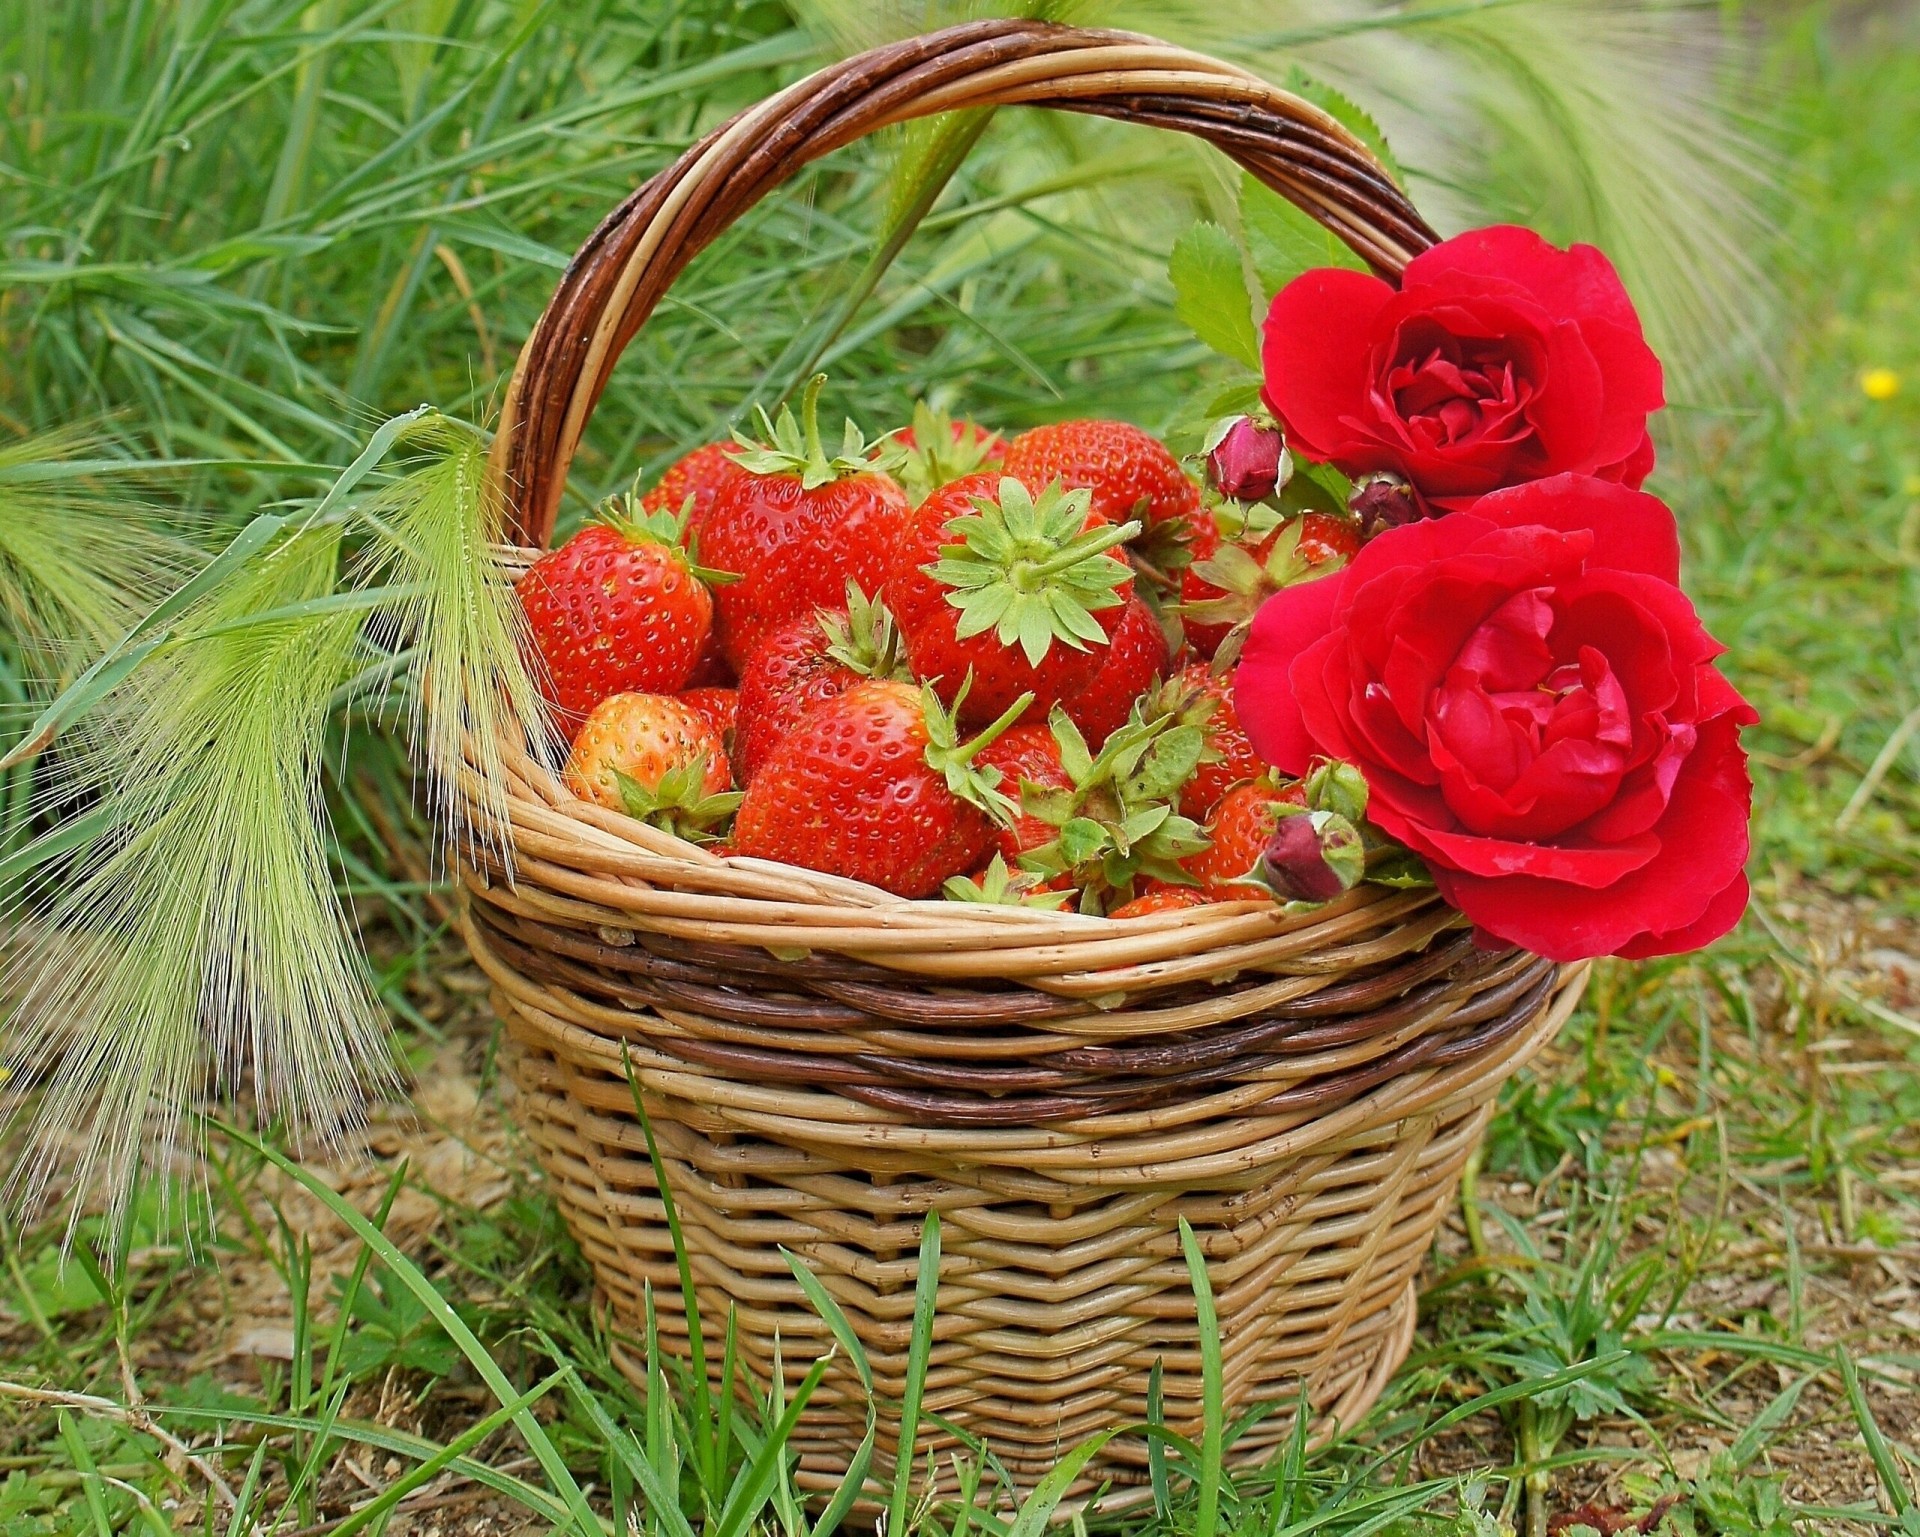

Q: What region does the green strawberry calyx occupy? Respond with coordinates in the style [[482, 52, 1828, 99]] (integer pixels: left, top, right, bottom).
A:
[[1144, 672, 1231, 774], [942, 853, 1073, 910], [920, 676, 1034, 827], [1181, 513, 1359, 668], [615, 757, 742, 844], [923, 476, 1141, 667], [1016, 703, 1211, 914], [881, 400, 1005, 504], [819, 580, 909, 681], [600, 490, 740, 586], [727, 373, 883, 491]]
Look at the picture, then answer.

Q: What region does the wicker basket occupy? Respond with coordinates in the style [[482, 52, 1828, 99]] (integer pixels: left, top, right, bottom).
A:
[[464, 17, 1590, 1497]]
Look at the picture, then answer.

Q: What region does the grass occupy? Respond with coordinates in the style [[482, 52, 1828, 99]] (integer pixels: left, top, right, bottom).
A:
[[2, 1, 1919, 1534]]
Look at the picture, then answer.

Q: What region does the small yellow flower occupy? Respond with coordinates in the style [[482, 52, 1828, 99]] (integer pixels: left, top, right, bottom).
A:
[[1654, 1064, 1679, 1088], [1862, 367, 1900, 401]]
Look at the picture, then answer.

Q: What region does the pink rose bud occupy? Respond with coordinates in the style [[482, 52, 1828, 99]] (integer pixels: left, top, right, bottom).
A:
[[1260, 810, 1366, 904], [1350, 474, 1423, 540], [1206, 415, 1286, 502]]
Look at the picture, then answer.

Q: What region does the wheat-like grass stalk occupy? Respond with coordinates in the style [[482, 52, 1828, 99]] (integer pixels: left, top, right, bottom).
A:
[[1, 412, 543, 1234]]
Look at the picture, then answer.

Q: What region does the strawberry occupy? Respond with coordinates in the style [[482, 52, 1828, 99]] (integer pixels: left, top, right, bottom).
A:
[[733, 582, 907, 783], [1058, 591, 1170, 749], [1015, 705, 1211, 914], [1163, 663, 1265, 822], [888, 473, 1139, 726], [639, 441, 743, 526], [563, 693, 739, 842], [678, 687, 738, 749], [976, 722, 1074, 869], [1109, 886, 1212, 920], [887, 401, 1009, 503], [697, 375, 910, 670], [1181, 508, 1361, 662], [1182, 779, 1307, 900], [517, 498, 732, 730], [1001, 419, 1202, 531], [731, 678, 1030, 898], [681, 632, 735, 688]]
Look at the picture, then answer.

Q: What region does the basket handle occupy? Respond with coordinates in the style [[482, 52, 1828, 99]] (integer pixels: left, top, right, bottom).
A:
[[489, 18, 1439, 549]]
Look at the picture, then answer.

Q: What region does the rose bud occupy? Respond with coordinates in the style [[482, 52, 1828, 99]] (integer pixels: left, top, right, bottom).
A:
[[1205, 415, 1288, 502], [1260, 809, 1366, 904], [1350, 474, 1423, 540]]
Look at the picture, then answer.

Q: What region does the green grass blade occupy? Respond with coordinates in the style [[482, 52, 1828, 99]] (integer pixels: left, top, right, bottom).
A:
[[887, 1208, 941, 1537], [560, 1360, 699, 1537], [1178, 1218, 1224, 1537], [1840, 1349, 1916, 1516], [781, 1248, 875, 1397], [1146, 1358, 1171, 1520], [217, 1120, 602, 1537], [712, 1352, 835, 1537], [1005, 1430, 1122, 1537], [332, 1368, 569, 1537], [622, 1047, 715, 1468], [57, 1410, 115, 1537]]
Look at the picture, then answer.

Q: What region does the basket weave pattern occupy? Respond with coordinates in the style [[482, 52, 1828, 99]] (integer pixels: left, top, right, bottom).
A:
[[468, 18, 1584, 1493]]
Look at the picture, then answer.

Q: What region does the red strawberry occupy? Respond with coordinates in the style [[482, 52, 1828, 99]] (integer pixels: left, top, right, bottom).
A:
[[1167, 664, 1265, 822], [563, 693, 739, 841], [678, 687, 738, 748], [731, 678, 1029, 898], [733, 583, 906, 783], [1109, 886, 1212, 920], [697, 375, 910, 670], [1001, 419, 1202, 531], [639, 441, 743, 526], [889, 473, 1139, 726], [888, 401, 1009, 503], [1181, 509, 1361, 661], [1059, 591, 1170, 749], [1183, 780, 1307, 900], [517, 500, 730, 730], [681, 632, 735, 688], [976, 722, 1073, 868]]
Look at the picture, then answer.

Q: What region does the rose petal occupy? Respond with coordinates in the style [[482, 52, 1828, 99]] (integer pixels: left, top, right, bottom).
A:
[[1467, 475, 1682, 583], [1431, 713, 1752, 960], [1574, 316, 1667, 468], [1261, 269, 1396, 463], [1599, 429, 1657, 489], [1238, 575, 1350, 772], [1613, 871, 1750, 959], [1518, 319, 1608, 477], [1407, 227, 1649, 338]]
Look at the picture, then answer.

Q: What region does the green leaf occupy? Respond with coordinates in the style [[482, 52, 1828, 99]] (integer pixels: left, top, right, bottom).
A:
[[1283, 70, 1403, 183], [1240, 173, 1369, 299], [1170, 220, 1261, 368]]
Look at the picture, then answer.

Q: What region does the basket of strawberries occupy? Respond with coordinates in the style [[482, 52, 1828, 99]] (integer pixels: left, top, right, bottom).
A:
[[461, 18, 1754, 1497]]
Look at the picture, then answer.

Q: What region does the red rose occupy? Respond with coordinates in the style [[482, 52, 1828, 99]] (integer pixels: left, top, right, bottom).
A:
[[1261, 226, 1664, 503], [1235, 475, 1755, 961]]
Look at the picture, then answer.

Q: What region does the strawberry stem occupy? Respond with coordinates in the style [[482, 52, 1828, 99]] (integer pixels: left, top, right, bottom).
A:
[[798, 372, 829, 481], [951, 688, 1035, 766], [921, 679, 1036, 825], [1027, 518, 1140, 579]]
